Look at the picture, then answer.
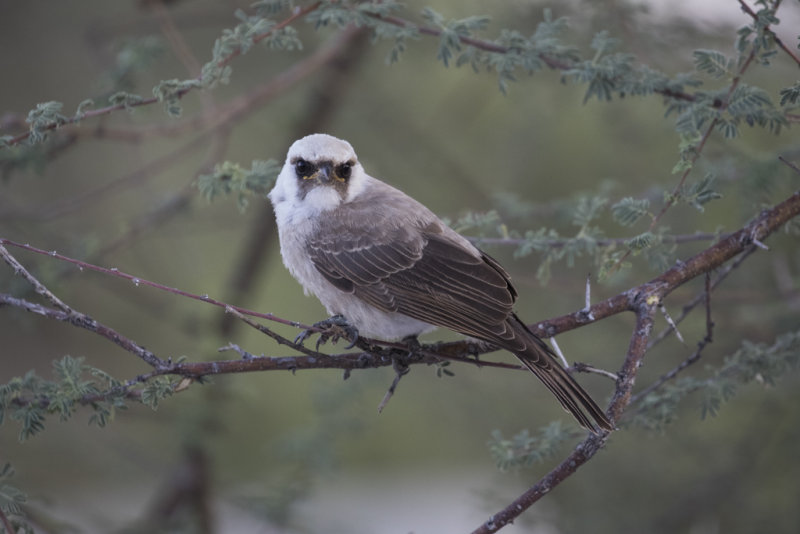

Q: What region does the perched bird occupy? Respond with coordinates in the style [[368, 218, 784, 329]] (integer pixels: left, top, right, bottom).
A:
[[268, 133, 613, 433]]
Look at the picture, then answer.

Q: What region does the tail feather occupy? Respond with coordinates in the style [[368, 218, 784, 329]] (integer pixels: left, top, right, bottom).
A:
[[508, 318, 614, 433], [516, 348, 614, 433]]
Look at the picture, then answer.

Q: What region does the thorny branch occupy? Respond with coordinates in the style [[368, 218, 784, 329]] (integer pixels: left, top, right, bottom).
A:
[[469, 186, 800, 532], [3, 185, 798, 396]]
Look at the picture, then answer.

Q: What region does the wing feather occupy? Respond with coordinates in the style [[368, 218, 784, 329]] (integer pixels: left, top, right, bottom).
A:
[[307, 221, 520, 346]]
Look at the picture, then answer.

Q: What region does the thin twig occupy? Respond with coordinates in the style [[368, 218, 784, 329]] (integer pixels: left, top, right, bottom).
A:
[[225, 306, 322, 358], [647, 246, 757, 350], [0, 244, 72, 313], [658, 303, 685, 344], [582, 273, 593, 318], [569, 362, 618, 381], [470, 232, 722, 249], [630, 273, 714, 405], [0, 238, 313, 331], [549, 337, 570, 369], [779, 155, 800, 175], [0, 293, 165, 368], [377, 359, 410, 413], [738, 0, 800, 66]]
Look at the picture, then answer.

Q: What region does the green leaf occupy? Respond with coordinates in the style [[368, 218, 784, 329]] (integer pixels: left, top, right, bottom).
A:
[[25, 101, 69, 144], [611, 197, 651, 226], [108, 91, 145, 110], [152, 78, 203, 117], [140, 377, 175, 410], [625, 231, 655, 251], [0, 462, 29, 521], [779, 82, 800, 107], [197, 159, 280, 211], [682, 173, 723, 212], [572, 195, 608, 227], [75, 99, 95, 118], [488, 421, 583, 471], [693, 49, 731, 78]]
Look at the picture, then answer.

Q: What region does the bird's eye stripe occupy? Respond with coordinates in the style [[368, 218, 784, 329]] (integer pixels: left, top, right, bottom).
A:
[[294, 159, 316, 179], [336, 163, 352, 180]]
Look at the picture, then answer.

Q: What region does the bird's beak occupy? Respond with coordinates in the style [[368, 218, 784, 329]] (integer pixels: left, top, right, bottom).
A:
[[315, 162, 334, 185]]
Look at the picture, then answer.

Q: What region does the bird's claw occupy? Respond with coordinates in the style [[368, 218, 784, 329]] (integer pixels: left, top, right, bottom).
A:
[[294, 314, 359, 349]]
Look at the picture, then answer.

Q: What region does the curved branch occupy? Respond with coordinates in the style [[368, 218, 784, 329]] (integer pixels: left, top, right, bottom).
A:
[[473, 306, 654, 533]]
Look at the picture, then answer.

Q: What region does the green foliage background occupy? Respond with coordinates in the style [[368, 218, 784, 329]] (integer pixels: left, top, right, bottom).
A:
[[1, 0, 799, 532]]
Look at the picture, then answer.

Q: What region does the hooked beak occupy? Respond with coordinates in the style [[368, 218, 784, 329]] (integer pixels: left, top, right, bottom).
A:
[[314, 162, 334, 185]]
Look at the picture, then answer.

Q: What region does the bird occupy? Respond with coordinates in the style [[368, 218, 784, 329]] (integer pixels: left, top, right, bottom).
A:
[[268, 133, 613, 433]]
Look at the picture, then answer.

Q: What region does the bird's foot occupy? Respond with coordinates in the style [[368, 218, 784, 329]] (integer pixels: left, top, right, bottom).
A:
[[294, 314, 359, 350], [401, 335, 421, 356]]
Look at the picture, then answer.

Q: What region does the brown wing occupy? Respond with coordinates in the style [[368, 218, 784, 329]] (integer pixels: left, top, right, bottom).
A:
[[307, 221, 523, 347]]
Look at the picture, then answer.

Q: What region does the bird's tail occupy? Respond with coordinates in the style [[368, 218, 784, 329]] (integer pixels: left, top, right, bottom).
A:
[[510, 320, 614, 433]]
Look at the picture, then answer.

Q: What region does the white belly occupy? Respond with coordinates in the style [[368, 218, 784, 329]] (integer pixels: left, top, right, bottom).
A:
[[277, 221, 436, 341]]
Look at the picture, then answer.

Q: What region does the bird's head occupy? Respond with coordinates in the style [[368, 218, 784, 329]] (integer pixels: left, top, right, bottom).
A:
[[269, 133, 367, 215]]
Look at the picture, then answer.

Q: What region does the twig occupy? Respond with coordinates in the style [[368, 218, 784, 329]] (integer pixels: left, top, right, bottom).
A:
[[704, 271, 715, 345], [630, 274, 715, 406], [779, 155, 800, 175], [152, 0, 204, 77], [581, 273, 594, 319], [569, 362, 619, 381], [738, 0, 800, 67], [658, 303, 685, 344], [470, 232, 722, 249], [0, 293, 165, 369], [0, 244, 72, 313], [224, 306, 322, 358], [377, 359, 410, 413], [647, 246, 757, 350], [549, 337, 570, 369], [0, 238, 313, 332], [629, 338, 708, 405]]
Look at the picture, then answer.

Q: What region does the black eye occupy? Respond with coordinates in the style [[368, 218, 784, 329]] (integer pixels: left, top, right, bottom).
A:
[[295, 159, 313, 177], [336, 162, 352, 180]]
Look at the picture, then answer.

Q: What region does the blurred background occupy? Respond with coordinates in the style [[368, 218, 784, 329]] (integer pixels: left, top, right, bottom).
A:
[[1, 0, 799, 532]]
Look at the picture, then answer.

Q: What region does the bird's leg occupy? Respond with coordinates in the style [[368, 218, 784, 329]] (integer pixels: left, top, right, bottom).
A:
[[376, 336, 420, 413], [401, 335, 421, 357], [294, 314, 359, 350], [377, 356, 412, 413]]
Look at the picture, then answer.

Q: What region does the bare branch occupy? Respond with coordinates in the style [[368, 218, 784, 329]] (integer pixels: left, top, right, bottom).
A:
[[0, 293, 165, 368]]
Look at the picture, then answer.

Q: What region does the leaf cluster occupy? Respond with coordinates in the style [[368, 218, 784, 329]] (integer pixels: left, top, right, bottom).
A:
[[429, 7, 580, 94], [493, 182, 716, 282], [197, 159, 281, 211], [0, 463, 31, 534], [487, 421, 584, 471], [630, 329, 800, 432], [0, 356, 128, 441]]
